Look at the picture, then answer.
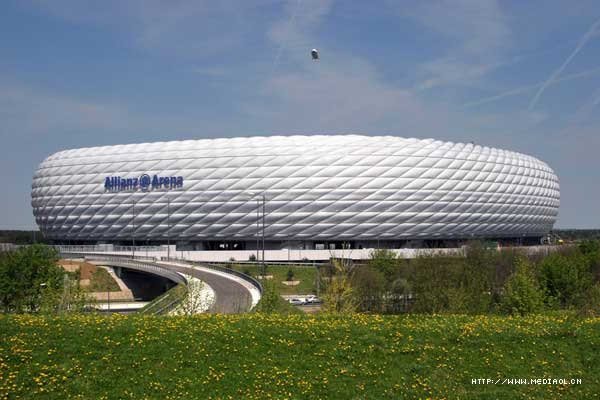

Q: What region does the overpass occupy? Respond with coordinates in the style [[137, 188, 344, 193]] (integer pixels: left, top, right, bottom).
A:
[[60, 252, 261, 314]]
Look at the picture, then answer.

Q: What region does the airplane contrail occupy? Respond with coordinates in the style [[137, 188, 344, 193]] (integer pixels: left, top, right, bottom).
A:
[[270, 0, 303, 77], [528, 17, 600, 110], [463, 66, 600, 108]]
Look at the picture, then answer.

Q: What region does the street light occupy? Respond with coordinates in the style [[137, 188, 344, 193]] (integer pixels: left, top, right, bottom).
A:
[[132, 199, 136, 258], [245, 191, 266, 277], [167, 197, 171, 260]]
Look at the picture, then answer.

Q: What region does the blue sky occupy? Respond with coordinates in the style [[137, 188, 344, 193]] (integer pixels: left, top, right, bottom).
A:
[[1, 0, 600, 229]]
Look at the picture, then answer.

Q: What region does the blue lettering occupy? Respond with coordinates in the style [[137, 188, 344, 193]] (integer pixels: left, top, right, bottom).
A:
[[105, 174, 184, 192]]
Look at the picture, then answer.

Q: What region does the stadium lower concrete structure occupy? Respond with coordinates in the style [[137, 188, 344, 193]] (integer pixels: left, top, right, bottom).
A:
[[32, 135, 560, 249]]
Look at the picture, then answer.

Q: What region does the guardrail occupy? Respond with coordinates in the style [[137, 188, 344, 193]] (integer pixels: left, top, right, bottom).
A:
[[59, 252, 159, 262], [55, 244, 167, 253], [205, 260, 322, 268], [81, 256, 187, 286]]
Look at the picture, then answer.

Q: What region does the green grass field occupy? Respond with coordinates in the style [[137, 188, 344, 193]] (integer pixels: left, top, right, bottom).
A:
[[1, 313, 598, 399], [232, 265, 318, 295]]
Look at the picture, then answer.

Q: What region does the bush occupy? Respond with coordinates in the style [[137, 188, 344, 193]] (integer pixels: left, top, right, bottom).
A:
[[538, 252, 593, 308], [248, 254, 257, 262], [456, 242, 495, 313], [254, 281, 299, 314], [254, 280, 279, 313], [351, 266, 385, 312], [322, 259, 357, 313], [500, 257, 545, 316], [0, 244, 62, 313], [410, 256, 461, 313], [577, 283, 600, 317], [286, 268, 294, 281], [368, 249, 399, 282], [387, 278, 412, 313]]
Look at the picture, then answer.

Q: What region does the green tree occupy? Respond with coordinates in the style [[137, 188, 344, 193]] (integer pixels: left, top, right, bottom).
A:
[[322, 258, 357, 313], [286, 268, 295, 282], [351, 266, 385, 313], [387, 277, 412, 313], [410, 256, 454, 313], [500, 257, 545, 316], [367, 249, 399, 282], [0, 244, 63, 313], [458, 242, 495, 313]]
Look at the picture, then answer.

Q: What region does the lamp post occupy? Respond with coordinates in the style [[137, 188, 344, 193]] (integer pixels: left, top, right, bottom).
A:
[[245, 191, 267, 277], [256, 198, 260, 264], [132, 199, 136, 258], [167, 198, 171, 260]]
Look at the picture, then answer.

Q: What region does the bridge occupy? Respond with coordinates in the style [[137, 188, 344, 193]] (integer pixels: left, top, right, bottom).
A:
[[60, 252, 261, 314]]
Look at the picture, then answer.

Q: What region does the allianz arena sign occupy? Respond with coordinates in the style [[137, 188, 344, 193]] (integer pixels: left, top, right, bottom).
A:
[[104, 174, 184, 192]]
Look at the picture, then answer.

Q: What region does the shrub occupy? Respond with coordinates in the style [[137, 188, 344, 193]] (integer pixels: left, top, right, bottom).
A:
[[410, 256, 454, 313], [248, 254, 257, 262], [387, 277, 412, 313], [368, 249, 399, 282], [500, 257, 545, 316], [0, 244, 63, 313], [253, 281, 299, 314], [538, 252, 593, 308], [286, 268, 294, 281], [254, 280, 279, 313], [577, 283, 600, 317], [351, 266, 385, 313], [322, 259, 357, 313]]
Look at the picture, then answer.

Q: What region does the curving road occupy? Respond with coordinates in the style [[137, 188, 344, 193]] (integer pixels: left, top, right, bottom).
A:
[[162, 263, 253, 313]]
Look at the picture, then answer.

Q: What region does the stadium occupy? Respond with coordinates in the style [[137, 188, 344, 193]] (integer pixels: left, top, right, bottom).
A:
[[31, 135, 560, 250]]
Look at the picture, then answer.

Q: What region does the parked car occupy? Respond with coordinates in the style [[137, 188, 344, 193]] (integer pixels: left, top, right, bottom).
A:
[[288, 298, 305, 306], [304, 295, 321, 304]]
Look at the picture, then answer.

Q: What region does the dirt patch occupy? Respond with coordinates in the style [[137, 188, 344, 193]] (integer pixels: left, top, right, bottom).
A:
[[58, 259, 97, 280]]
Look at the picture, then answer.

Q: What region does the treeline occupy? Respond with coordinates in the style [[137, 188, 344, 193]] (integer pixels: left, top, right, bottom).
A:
[[554, 229, 600, 241], [323, 241, 600, 316], [0, 230, 47, 245]]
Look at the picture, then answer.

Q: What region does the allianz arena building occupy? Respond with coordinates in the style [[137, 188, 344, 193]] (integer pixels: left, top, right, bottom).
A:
[[31, 135, 560, 249]]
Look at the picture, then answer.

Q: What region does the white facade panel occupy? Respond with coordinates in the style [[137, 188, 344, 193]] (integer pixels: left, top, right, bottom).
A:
[[31, 135, 560, 241]]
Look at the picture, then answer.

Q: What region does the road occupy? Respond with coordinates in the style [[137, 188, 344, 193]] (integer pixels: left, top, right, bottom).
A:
[[164, 263, 253, 313]]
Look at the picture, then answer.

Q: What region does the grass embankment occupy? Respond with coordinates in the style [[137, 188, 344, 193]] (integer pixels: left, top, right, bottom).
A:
[[87, 268, 120, 292], [1, 313, 599, 399], [59, 260, 120, 292], [231, 264, 317, 295]]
